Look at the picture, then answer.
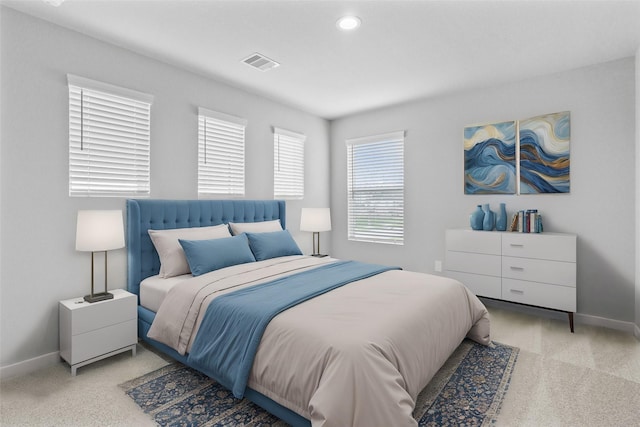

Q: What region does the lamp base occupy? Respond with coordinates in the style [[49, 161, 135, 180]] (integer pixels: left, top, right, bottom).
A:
[[84, 292, 114, 303], [311, 253, 328, 258]]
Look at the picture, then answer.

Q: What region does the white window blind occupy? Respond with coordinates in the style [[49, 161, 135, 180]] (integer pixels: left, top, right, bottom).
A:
[[68, 75, 153, 197], [273, 127, 305, 199], [346, 131, 405, 245], [198, 108, 247, 198]]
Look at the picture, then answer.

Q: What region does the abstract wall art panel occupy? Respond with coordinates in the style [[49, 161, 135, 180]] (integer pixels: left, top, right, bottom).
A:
[[519, 111, 570, 194], [464, 121, 517, 194]]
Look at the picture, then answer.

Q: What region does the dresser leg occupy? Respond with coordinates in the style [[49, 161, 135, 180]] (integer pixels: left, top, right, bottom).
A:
[[568, 312, 574, 333]]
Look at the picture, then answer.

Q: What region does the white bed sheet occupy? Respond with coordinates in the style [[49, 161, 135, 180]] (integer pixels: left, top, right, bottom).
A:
[[140, 274, 191, 312]]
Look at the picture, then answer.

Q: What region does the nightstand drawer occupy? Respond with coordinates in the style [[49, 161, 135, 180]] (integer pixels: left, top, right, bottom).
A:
[[69, 319, 137, 364], [502, 256, 576, 287], [502, 233, 576, 262], [70, 295, 136, 335], [502, 278, 576, 312]]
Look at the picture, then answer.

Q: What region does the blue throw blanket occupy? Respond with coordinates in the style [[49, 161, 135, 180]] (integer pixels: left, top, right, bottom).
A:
[[187, 260, 400, 398]]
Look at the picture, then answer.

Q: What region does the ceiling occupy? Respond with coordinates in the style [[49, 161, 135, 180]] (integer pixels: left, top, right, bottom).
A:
[[3, 0, 640, 120]]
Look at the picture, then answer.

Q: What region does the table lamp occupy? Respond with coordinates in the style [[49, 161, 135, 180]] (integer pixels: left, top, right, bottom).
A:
[[300, 208, 331, 257], [76, 210, 125, 303]]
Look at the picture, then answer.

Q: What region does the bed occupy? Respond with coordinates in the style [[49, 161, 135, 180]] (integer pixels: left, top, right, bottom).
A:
[[127, 199, 491, 427]]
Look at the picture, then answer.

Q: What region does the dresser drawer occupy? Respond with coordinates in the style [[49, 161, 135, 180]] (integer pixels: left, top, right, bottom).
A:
[[502, 278, 576, 312], [446, 251, 501, 276], [446, 271, 502, 299], [502, 233, 576, 262], [502, 256, 576, 287], [446, 229, 501, 255]]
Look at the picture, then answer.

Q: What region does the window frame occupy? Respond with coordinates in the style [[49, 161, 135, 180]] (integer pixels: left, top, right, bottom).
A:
[[346, 130, 405, 245], [197, 107, 247, 198], [273, 127, 305, 200], [68, 75, 153, 198]]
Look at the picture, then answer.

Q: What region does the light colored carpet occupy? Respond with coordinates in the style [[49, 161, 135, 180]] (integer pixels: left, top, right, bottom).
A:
[[1, 305, 639, 426], [488, 305, 640, 427], [0, 346, 165, 426]]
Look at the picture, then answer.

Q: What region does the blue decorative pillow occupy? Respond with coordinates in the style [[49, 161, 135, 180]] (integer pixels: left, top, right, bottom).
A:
[[179, 234, 256, 277], [246, 230, 302, 261]]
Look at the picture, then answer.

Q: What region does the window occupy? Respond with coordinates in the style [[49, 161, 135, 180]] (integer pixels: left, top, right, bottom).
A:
[[68, 75, 153, 197], [346, 131, 405, 245], [273, 127, 305, 199], [198, 108, 247, 198]]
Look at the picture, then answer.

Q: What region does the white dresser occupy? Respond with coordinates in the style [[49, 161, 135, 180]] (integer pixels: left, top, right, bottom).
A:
[[445, 229, 577, 331], [59, 289, 137, 375]]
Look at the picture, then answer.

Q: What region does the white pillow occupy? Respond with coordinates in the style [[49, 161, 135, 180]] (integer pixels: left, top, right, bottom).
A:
[[228, 220, 283, 235], [148, 224, 232, 278]]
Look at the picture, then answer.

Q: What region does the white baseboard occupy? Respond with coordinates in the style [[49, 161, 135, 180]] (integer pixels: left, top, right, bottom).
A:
[[0, 351, 61, 381], [574, 313, 637, 334], [481, 298, 637, 335]]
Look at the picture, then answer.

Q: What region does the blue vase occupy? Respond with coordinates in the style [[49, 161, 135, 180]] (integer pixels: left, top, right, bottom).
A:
[[470, 205, 484, 230], [482, 204, 495, 231], [495, 203, 508, 231]]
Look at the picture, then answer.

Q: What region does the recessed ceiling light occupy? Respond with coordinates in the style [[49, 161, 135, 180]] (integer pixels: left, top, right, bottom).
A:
[[43, 0, 65, 6], [336, 16, 361, 31]]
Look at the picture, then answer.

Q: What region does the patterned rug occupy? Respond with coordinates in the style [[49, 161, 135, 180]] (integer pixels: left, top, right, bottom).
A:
[[120, 340, 518, 426]]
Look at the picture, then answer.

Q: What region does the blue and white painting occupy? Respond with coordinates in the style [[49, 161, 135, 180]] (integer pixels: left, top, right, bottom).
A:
[[464, 121, 517, 194], [519, 111, 570, 194]]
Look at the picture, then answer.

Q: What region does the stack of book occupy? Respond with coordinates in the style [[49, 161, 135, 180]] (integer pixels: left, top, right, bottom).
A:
[[509, 209, 543, 233]]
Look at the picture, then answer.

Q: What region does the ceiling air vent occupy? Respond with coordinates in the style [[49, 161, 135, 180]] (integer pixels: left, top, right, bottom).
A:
[[242, 53, 280, 72]]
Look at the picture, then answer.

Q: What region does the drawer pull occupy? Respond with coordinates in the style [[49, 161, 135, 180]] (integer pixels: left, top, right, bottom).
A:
[[510, 244, 524, 247], [509, 289, 524, 295], [510, 266, 524, 271]]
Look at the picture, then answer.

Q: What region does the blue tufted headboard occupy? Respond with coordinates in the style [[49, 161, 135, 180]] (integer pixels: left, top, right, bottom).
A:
[[126, 199, 286, 298]]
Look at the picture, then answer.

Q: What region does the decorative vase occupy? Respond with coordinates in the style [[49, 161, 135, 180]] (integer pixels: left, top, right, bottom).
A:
[[482, 204, 495, 231], [495, 203, 507, 231], [470, 205, 484, 230]]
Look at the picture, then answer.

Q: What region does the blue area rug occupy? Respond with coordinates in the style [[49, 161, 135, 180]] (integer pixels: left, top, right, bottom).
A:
[[120, 340, 518, 426]]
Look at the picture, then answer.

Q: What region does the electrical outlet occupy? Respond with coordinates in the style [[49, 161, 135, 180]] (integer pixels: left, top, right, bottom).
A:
[[434, 260, 442, 272]]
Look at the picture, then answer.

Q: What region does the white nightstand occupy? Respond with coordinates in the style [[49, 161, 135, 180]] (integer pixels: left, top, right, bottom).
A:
[[59, 288, 137, 375]]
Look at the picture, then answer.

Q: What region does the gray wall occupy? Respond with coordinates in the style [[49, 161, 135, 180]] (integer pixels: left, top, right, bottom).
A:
[[331, 58, 637, 323], [636, 48, 640, 335], [0, 8, 330, 368], [1, 6, 638, 372]]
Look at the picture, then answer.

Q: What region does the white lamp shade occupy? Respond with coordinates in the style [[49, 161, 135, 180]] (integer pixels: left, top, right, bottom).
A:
[[76, 210, 125, 251], [300, 208, 331, 232]]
